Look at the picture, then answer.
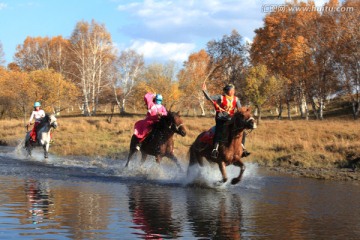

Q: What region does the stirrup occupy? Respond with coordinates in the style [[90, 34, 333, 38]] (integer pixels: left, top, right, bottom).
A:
[[211, 149, 219, 159]]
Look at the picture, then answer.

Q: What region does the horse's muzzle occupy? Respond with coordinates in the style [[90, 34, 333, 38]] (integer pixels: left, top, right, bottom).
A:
[[52, 123, 58, 129], [246, 117, 257, 129], [179, 130, 186, 137]]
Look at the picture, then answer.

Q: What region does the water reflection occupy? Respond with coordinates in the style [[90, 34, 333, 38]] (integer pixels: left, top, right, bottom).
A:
[[25, 179, 52, 224], [128, 184, 182, 239], [186, 189, 243, 239]]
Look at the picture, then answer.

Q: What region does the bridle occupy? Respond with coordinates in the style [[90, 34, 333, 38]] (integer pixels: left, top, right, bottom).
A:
[[231, 114, 255, 136]]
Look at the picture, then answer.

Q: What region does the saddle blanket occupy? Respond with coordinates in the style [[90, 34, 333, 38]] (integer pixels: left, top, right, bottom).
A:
[[199, 126, 216, 145]]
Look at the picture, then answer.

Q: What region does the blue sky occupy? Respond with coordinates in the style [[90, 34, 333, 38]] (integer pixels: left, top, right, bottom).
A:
[[0, 0, 328, 65]]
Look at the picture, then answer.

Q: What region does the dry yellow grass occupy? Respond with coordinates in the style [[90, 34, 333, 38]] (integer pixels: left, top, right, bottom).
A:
[[0, 116, 359, 170]]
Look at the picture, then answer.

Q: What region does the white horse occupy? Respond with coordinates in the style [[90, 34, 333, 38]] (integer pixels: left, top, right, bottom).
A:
[[25, 114, 58, 159]]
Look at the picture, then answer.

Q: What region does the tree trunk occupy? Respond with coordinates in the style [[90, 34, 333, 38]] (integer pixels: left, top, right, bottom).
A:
[[319, 98, 324, 120], [107, 103, 115, 123], [305, 102, 309, 120], [257, 106, 261, 125], [120, 98, 126, 114], [286, 99, 291, 120], [277, 101, 283, 120], [311, 98, 319, 120]]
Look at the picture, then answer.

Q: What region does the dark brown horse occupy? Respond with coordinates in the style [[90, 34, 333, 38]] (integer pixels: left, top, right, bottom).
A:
[[125, 111, 186, 170], [188, 107, 255, 185]]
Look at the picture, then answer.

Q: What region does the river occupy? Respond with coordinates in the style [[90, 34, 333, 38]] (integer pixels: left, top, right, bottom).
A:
[[0, 146, 359, 239]]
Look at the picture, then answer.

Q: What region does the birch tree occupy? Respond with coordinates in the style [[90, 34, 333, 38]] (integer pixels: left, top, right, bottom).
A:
[[113, 49, 144, 114], [69, 20, 115, 116], [14, 36, 52, 71]]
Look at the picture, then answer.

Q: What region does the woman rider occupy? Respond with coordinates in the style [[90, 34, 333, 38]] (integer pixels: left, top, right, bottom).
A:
[[133, 93, 167, 150], [27, 101, 45, 142]]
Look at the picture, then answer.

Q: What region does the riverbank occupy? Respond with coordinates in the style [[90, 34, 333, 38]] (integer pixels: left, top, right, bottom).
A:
[[1, 115, 359, 181]]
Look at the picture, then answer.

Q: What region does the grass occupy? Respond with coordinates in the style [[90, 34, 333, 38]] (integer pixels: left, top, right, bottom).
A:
[[1, 115, 359, 172]]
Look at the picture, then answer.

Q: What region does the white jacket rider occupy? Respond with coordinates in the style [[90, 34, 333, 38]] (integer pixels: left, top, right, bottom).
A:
[[28, 102, 45, 125]]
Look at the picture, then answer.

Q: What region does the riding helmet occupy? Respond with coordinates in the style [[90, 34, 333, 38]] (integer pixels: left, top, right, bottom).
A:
[[155, 94, 163, 104], [34, 102, 41, 107]]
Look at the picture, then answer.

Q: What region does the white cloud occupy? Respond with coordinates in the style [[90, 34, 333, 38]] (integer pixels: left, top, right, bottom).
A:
[[117, 0, 263, 42], [0, 2, 7, 10], [116, 0, 336, 62], [128, 40, 196, 62]]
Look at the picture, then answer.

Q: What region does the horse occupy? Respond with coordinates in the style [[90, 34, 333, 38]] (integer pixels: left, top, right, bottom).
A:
[[125, 111, 186, 170], [188, 107, 256, 185], [25, 114, 58, 159]]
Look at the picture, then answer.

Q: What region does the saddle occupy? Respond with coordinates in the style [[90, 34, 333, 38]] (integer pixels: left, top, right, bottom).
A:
[[199, 126, 216, 145]]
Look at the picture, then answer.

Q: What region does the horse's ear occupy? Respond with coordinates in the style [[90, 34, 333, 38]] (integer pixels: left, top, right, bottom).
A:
[[176, 111, 180, 116], [247, 107, 251, 112]]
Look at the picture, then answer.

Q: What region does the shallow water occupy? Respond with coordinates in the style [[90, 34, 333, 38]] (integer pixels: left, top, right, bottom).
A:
[[0, 146, 360, 239]]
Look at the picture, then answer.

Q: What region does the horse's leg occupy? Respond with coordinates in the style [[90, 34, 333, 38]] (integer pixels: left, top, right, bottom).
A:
[[25, 141, 32, 157], [168, 153, 183, 172], [125, 149, 136, 167], [125, 135, 138, 167], [140, 152, 148, 165], [218, 161, 228, 183], [43, 143, 49, 159], [155, 156, 161, 164], [232, 160, 246, 185]]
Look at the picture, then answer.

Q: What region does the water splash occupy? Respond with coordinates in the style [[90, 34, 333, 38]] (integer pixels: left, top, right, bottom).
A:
[[1, 145, 262, 190]]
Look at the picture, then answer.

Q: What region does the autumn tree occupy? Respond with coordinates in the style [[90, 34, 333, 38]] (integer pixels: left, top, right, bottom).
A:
[[112, 49, 144, 114], [0, 70, 34, 122], [251, 1, 313, 119], [14, 36, 53, 71], [68, 20, 115, 116], [130, 61, 180, 112], [245, 65, 280, 123], [207, 30, 248, 99], [337, 0, 360, 119], [251, 0, 346, 120], [28, 69, 79, 113], [178, 49, 210, 116]]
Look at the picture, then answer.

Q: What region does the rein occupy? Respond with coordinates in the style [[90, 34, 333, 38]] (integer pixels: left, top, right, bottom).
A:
[[231, 116, 255, 137]]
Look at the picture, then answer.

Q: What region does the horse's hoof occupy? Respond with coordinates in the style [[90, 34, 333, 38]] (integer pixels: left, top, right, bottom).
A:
[[231, 178, 240, 185], [215, 178, 227, 186]]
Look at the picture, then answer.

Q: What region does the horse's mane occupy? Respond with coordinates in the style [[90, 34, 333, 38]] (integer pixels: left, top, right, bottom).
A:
[[227, 111, 248, 139], [37, 114, 50, 130], [153, 112, 174, 130]]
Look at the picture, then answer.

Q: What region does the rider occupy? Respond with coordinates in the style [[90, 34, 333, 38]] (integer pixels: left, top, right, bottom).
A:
[[134, 93, 167, 150], [202, 83, 250, 159], [27, 102, 45, 142]]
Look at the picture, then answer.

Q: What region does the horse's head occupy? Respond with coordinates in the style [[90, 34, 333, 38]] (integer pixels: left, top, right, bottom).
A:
[[233, 107, 256, 130], [167, 111, 186, 137], [43, 114, 58, 129]]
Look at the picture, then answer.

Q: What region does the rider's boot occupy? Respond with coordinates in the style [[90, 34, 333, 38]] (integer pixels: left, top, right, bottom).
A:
[[135, 140, 142, 151], [211, 142, 219, 159], [241, 144, 251, 158]]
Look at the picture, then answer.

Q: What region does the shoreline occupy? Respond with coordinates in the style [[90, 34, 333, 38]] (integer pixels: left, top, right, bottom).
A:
[[267, 165, 360, 181]]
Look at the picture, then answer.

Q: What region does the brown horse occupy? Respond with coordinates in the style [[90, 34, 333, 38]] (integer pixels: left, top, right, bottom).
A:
[[188, 107, 255, 185], [125, 111, 186, 170]]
